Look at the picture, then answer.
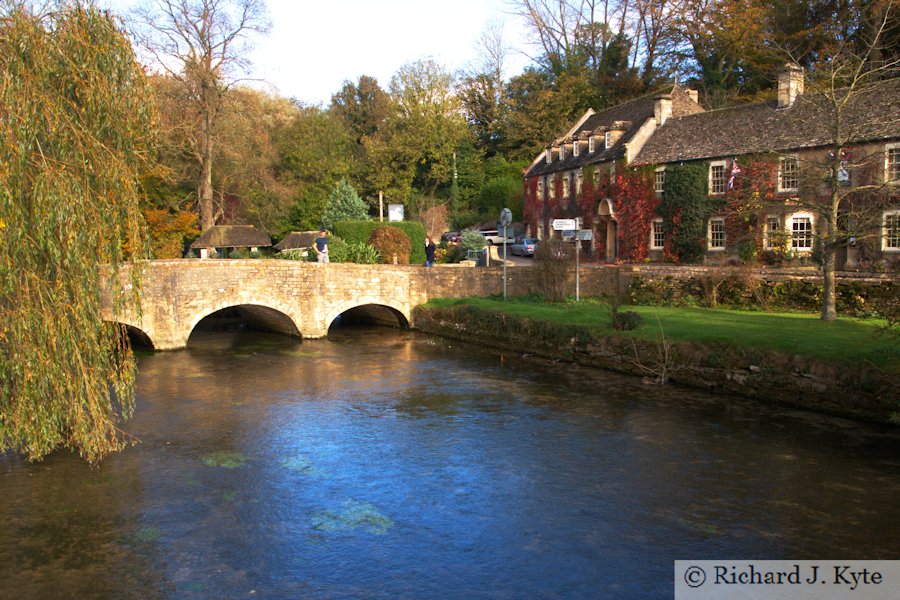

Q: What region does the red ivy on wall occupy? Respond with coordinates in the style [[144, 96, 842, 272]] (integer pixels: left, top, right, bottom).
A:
[[724, 159, 778, 252], [612, 166, 658, 261], [523, 177, 540, 235]]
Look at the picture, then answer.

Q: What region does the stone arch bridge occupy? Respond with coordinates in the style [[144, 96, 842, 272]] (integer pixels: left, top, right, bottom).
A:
[[102, 260, 563, 350]]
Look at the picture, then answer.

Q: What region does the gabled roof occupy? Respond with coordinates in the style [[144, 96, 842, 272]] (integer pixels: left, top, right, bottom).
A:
[[633, 78, 900, 166], [525, 85, 703, 178], [273, 231, 318, 251], [190, 225, 272, 249]]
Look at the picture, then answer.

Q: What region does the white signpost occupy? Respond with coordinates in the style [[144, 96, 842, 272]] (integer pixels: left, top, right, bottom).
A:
[[552, 219, 590, 301], [552, 218, 577, 231]]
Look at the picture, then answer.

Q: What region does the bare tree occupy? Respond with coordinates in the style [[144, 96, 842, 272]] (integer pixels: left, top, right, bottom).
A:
[[130, 0, 270, 230], [800, 2, 900, 320]]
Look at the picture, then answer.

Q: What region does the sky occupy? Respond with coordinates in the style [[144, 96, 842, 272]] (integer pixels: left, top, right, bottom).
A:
[[99, 0, 537, 106]]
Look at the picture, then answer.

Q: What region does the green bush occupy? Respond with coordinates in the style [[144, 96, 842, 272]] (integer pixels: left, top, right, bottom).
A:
[[460, 230, 486, 252], [612, 310, 644, 330], [307, 235, 349, 262], [369, 226, 411, 264], [333, 220, 425, 264], [346, 241, 380, 264]]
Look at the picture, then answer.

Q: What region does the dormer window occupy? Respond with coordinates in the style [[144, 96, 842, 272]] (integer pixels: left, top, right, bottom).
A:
[[546, 150, 552, 165], [588, 137, 595, 153], [573, 141, 580, 157], [560, 145, 566, 160], [605, 132, 612, 149]]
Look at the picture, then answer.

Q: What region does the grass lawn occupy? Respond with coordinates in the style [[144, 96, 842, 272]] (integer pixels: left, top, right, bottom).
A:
[[425, 297, 900, 372]]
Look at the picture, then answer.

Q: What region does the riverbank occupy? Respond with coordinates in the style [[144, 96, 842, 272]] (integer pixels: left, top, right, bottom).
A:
[[413, 299, 900, 425]]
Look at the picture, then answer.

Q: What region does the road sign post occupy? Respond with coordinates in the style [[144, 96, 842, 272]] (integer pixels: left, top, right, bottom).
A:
[[500, 208, 512, 300]]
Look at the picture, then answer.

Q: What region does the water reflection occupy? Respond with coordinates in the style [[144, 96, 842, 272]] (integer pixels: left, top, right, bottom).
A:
[[0, 328, 898, 598]]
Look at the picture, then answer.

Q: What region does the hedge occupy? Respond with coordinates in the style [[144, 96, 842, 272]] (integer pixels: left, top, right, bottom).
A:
[[333, 220, 426, 264]]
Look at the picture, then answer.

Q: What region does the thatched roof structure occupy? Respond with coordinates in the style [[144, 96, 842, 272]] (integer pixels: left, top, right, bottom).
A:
[[273, 231, 319, 251], [190, 225, 271, 249]]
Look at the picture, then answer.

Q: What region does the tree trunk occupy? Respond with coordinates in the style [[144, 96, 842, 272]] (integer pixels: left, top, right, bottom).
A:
[[821, 242, 837, 321], [199, 83, 216, 231], [821, 190, 840, 321], [199, 140, 214, 231]]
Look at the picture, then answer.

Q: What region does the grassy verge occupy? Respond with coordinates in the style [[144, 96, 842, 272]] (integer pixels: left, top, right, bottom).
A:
[[424, 297, 899, 372]]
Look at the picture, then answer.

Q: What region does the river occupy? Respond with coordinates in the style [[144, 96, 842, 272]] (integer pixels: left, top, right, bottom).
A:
[[1, 327, 898, 598]]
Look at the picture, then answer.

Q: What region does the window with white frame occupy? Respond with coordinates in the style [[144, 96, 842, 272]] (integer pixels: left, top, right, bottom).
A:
[[790, 212, 814, 251], [709, 161, 726, 195], [764, 215, 782, 249], [560, 145, 566, 161], [573, 141, 580, 157], [562, 174, 570, 198], [576, 171, 583, 196], [605, 131, 612, 149], [778, 155, 800, 192], [537, 179, 544, 199], [654, 168, 665, 194], [546, 150, 552, 164], [549, 175, 556, 198], [589, 137, 595, 153], [650, 218, 665, 250], [708, 218, 726, 249], [883, 210, 900, 250], [887, 144, 900, 183]]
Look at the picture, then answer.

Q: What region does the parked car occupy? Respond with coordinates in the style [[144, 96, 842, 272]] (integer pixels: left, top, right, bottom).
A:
[[510, 237, 539, 256], [478, 229, 515, 245], [441, 231, 460, 243]]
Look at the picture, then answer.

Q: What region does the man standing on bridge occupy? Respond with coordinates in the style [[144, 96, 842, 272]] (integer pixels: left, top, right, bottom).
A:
[[316, 229, 329, 263]]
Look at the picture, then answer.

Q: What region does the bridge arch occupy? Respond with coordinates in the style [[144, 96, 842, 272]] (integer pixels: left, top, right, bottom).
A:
[[184, 298, 303, 345], [103, 318, 156, 350], [326, 299, 410, 332]]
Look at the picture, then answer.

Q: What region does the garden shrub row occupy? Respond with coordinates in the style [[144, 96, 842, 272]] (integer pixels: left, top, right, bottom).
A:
[[334, 220, 426, 265], [628, 272, 896, 318]]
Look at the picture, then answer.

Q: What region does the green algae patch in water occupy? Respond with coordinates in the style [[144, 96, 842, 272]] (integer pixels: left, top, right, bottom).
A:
[[223, 490, 238, 502], [679, 517, 723, 535], [278, 348, 323, 358], [202, 451, 248, 468], [312, 499, 394, 535], [134, 526, 163, 543], [280, 454, 322, 476]]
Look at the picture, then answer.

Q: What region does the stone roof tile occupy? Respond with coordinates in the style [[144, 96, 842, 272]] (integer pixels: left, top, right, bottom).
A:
[[633, 78, 900, 166]]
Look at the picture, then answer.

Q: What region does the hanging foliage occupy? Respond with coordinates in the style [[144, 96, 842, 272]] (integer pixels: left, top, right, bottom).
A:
[[0, 2, 156, 461], [658, 162, 718, 263]]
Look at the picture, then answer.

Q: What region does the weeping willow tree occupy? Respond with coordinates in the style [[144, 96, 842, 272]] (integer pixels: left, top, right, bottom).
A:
[[0, 1, 156, 462]]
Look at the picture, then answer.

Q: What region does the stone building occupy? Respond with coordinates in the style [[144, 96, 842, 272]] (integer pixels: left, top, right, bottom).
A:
[[523, 66, 900, 268], [190, 225, 272, 259]]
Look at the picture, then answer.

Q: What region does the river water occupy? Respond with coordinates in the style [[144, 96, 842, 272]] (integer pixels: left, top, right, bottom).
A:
[[1, 327, 898, 599]]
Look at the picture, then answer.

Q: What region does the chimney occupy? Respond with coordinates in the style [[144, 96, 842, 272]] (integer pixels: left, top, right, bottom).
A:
[[777, 63, 804, 108], [654, 94, 673, 126]]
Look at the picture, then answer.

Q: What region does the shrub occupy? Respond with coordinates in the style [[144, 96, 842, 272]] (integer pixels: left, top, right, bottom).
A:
[[279, 249, 307, 261], [612, 310, 644, 330], [345, 241, 380, 264], [334, 220, 425, 264], [460, 230, 486, 252], [307, 235, 349, 262], [369, 226, 411, 264], [442, 244, 467, 263], [534, 239, 573, 302]]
